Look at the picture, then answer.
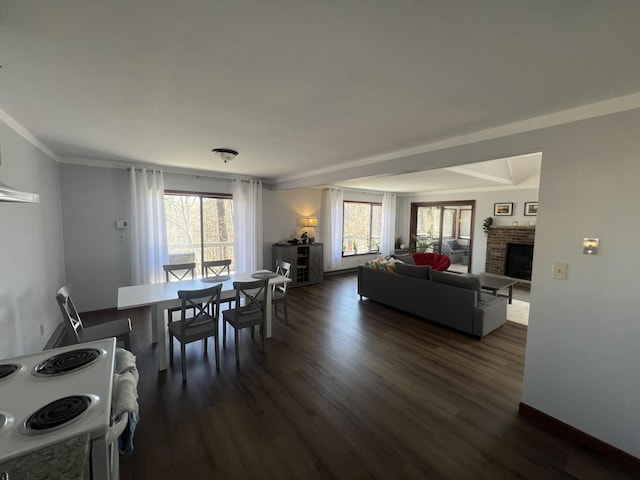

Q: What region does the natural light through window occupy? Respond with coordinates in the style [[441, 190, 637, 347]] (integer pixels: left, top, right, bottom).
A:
[[164, 192, 235, 273], [342, 201, 381, 256]]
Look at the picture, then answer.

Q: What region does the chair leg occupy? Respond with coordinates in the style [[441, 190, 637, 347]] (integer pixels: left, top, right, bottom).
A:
[[283, 300, 288, 325], [203, 338, 208, 355], [234, 329, 240, 363], [222, 321, 227, 348], [169, 334, 174, 365], [214, 334, 220, 370], [181, 343, 187, 382]]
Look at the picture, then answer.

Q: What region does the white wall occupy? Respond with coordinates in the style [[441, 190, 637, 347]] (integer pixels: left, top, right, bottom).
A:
[[521, 109, 640, 458], [399, 189, 539, 273], [0, 121, 65, 357], [59, 164, 132, 311]]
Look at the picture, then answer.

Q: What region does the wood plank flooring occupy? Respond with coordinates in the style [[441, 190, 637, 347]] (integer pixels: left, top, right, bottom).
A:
[[84, 272, 638, 479]]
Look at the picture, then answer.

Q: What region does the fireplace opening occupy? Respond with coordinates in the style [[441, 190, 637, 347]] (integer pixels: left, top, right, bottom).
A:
[[505, 243, 534, 280]]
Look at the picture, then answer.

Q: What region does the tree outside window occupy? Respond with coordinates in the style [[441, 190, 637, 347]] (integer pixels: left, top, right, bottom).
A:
[[342, 201, 381, 255]]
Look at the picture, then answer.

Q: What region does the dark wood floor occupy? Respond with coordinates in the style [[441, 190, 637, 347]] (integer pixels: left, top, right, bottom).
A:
[[85, 273, 637, 479]]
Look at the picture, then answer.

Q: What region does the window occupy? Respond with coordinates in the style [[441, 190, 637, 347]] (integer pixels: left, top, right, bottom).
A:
[[164, 191, 234, 274], [342, 201, 381, 256]]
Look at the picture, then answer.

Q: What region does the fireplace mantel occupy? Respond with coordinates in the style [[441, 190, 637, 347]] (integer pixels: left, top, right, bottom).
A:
[[485, 226, 536, 288]]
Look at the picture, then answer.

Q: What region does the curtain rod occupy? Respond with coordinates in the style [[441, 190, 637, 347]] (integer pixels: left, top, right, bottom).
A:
[[126, 167, 258, 183]]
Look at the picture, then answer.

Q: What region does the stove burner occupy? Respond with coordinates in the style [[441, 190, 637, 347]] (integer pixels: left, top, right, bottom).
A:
[[34, 348, 102, 376], [0, 363, 20, 381], [24, 395, 92, 432]]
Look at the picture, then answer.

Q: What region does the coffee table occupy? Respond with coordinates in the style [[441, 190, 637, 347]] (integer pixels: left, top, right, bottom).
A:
[[476, 273, 518, 304]]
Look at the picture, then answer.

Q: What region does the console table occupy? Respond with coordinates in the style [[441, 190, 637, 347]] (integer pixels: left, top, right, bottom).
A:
[[272, 243, 323, 287]]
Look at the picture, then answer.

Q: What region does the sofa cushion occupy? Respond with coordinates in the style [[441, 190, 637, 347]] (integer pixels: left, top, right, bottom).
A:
[[431, 271, 482, 301], [395, 263, 432, 280]]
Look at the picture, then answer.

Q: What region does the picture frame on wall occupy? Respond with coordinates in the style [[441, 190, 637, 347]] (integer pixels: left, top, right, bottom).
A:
[[494, 202, 513, 216], [524, 202, 538, 216]]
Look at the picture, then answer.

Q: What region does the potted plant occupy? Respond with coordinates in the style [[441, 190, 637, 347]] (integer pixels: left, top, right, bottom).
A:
[[483, 217, 493, 235]]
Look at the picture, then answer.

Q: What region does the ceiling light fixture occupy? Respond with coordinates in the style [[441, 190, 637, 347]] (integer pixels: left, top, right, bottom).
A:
[[212, 148, 238, 163]]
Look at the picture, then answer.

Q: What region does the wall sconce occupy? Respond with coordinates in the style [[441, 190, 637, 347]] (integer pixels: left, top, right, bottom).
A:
[[582, 237, 599, 255]]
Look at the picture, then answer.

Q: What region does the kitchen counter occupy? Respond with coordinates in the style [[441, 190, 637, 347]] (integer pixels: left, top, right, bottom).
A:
[[0, 433, 90, 480]]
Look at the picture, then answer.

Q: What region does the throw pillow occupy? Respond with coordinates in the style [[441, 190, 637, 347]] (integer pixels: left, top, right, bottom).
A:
[[395, 263, 432, 280]]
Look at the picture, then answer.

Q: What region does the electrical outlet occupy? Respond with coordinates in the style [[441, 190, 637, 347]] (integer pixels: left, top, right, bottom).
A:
[[118, 231, 126, 241], [552, 262, 568, 280]]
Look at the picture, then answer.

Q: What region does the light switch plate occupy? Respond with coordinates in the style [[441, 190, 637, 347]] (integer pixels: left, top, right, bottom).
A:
[[552, 262, 568, 280]]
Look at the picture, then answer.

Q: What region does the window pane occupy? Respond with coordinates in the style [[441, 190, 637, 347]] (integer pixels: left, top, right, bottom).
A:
[[165, 194, 234, 274], [165, 195, 200, 265], [342, 201, 381, 255], [202, 197, 235, 271]]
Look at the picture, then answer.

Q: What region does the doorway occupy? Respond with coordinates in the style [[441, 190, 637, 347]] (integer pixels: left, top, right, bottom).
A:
[[409, 200, 476, 273]]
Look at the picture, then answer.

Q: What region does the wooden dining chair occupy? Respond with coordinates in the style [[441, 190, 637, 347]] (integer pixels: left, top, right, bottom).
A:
[[168, 284, 222, 382], [222, 279, 269, 364], [272, 259, 292, 324], [163, 262, 197, 321], [56, 285, 132, 350]]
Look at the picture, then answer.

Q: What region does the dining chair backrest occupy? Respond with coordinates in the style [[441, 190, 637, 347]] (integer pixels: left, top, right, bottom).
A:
[[274, 259, 292, 294], [233, 279, 268, 320], [55, 285, 84, 342], [163, 262, 196, 282], [203, 259, 231, 278], [176, 284, 222, 335]]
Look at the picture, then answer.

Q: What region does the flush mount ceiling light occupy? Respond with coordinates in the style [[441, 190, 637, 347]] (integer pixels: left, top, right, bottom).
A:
[[212, 148, 238, 163]]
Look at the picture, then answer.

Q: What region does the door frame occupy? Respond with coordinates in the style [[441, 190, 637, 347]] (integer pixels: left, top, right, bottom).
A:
[[409, 200, 476, 272]]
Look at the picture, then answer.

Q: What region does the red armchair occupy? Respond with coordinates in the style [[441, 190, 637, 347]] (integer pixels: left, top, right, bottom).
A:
[[411, 252, 451, 271]]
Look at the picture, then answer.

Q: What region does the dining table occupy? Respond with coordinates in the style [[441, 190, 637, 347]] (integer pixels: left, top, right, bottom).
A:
[[117, 271, 291, 371]]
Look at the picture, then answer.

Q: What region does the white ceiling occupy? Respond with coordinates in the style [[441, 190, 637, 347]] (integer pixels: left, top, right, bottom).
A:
[[1, 1, 639, 193]]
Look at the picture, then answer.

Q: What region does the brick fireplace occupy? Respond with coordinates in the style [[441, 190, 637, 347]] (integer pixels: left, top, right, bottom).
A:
[[485, 226, 535, 288]]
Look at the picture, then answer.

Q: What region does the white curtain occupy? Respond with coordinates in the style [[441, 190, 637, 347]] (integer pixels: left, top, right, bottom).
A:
[[233, 179, 263, 272], [321, 187, 343, 271], [379, 192, 397, 257], [130, 168, 168, 285]]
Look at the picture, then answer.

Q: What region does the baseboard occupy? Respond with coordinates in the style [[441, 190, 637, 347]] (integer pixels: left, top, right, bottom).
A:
[[518, 402, 640, 472], [323, 268, 358, 276]]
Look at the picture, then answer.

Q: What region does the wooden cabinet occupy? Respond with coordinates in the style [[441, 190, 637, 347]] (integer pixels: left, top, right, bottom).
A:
[[272, 243, 323, 287]]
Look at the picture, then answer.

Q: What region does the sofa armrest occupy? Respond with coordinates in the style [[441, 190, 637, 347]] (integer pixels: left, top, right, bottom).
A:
[[473, 296, 507, 337]]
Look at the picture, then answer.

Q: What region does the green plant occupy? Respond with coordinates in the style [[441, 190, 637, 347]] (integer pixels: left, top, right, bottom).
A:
[[483, 217, 493, 235]]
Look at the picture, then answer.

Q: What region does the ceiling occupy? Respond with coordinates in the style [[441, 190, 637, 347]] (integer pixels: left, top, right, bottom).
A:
[[1, 1, 639, 193]]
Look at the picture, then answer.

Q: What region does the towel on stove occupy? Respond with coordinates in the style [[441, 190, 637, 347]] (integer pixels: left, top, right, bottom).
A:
[[112, 348, 140, 455]]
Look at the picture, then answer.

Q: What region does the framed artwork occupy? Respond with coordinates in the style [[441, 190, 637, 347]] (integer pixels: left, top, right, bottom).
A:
[[494, 203, 513, 216], [524, 202, 538, 216]]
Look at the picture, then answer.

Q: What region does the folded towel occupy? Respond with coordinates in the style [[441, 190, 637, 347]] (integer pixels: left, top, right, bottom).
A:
[[115, 348, 137, 374], [112, 351, 140, 455]]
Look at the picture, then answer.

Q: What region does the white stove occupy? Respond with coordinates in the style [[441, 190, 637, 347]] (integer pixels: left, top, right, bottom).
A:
[[0, 338, 117, 479]]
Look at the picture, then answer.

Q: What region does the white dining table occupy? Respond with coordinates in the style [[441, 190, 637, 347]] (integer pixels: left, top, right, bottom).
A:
[[117, 271, 291, 371]]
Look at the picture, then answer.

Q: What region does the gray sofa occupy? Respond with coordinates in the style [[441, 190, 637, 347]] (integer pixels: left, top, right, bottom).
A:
[[357, 264, 507, 338]]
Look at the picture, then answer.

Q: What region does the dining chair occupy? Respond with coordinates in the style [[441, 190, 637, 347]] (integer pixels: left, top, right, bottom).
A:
[[56, 285, 132, 350], [168, 284, 222, 382], [222, 279, 269, 364], [163, 262, 197, 321], [272, 259, 292, 325], [202, 259, 231, 278], [203, 259, 233, 309]]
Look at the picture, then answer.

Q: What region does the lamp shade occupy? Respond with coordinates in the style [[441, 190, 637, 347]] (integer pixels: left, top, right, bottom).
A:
[[297, 216, 318, 227]]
